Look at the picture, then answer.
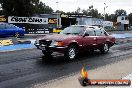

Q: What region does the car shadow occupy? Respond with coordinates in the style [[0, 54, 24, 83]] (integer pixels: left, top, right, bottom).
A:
[[36, 50, 107, 66]]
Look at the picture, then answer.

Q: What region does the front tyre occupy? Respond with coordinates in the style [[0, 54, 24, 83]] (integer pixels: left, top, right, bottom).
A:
[[100, 43, 109, 54], [64, 45, 78, 60]]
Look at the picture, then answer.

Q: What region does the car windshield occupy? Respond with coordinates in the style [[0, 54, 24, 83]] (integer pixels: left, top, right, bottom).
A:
[[60, 26, 85, 35], [6, 24, 17, 29]]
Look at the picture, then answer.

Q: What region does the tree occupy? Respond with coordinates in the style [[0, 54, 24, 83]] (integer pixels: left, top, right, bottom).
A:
[[89, 9, 99, 18], [128, 13, 132, 25], [82, 5, 100, 18], [0, 0, 53, 16], [115, 9, 127, 16], [98, 13, 103, 19], [56, 10, 65, 14], [33, 1, 53, 14], [0, 0, 33, 16], [128, 13, 132, 17], [75, 7, 81, 13]]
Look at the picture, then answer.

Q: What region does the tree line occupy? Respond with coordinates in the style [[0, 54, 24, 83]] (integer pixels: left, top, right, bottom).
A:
[[0, 0, 132, 23], [0, 0, 53, 16], [65, 6, 132, 22]]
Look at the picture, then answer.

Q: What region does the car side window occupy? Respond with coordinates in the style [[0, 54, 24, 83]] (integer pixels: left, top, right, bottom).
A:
[[100, 28, 108, 36], [85, 29, 95, 36], [95, 29, 101, 36], [100, 30, 106, 36], [95, 28, 105, 36]]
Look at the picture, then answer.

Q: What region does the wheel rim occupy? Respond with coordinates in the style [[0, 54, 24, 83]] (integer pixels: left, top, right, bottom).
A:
[[68, 48, 76, 59], [104, 44, 109, 52], [15, 32, 19, 38]]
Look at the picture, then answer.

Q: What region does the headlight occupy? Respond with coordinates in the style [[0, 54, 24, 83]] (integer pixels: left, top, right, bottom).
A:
[[50, 41, 63, 47], [57, 41, 63, 46]]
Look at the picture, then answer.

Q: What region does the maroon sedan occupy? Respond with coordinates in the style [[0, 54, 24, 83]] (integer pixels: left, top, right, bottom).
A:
[[35, 25, 115, 60]]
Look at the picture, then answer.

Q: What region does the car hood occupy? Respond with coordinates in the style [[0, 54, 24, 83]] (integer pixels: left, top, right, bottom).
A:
[[38, 34, 78, 41]]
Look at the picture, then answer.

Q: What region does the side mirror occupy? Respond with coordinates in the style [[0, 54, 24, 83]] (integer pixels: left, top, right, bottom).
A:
[[83, 33, 89, 37]]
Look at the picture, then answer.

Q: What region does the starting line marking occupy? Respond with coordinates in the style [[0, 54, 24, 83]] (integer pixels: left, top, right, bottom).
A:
[[0, 39, 13, 46]]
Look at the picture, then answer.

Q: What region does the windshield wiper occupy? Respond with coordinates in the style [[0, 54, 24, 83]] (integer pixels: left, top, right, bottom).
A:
[[72, 33, 79, 35], [64, 33, 79, 35], [65, 33, 71, 35]]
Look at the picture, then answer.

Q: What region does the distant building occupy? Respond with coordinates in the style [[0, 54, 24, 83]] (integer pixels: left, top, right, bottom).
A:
[[103, 21, 113, 27], [77, 17, 103, 26], [7, 13, 94, 34], [2, 13, 113, 34], [117, 15, 129, 30]]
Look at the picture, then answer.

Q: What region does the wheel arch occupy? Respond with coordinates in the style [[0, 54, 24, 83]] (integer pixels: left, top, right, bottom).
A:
[[68, 42, 79, 49]]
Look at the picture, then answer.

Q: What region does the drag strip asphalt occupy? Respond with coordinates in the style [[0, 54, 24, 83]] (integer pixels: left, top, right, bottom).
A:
[[0, 43, 132, 88]]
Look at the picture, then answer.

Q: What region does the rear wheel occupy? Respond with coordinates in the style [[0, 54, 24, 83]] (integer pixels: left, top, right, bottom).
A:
[[100, 43, 109, 54], [64, 45, 78, 60]]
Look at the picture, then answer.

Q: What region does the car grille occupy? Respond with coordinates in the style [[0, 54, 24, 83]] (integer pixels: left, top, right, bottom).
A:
[[39, 40, 52, 46]]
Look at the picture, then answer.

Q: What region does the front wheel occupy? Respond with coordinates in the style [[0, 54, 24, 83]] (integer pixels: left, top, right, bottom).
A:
[[100, 43, 109, 54], [64, 45, 78, 60]]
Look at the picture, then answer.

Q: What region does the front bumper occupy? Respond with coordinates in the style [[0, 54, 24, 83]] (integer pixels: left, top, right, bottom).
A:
[[34, 43, 67, 53]]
